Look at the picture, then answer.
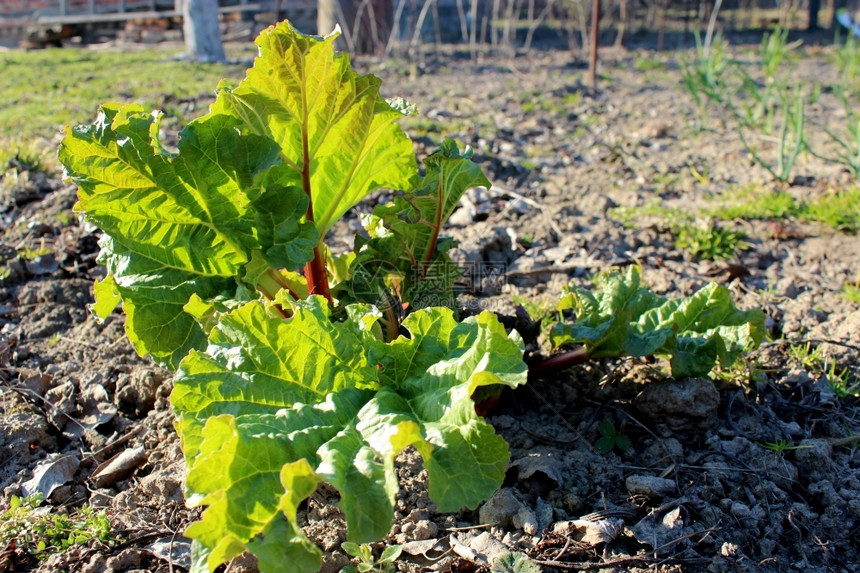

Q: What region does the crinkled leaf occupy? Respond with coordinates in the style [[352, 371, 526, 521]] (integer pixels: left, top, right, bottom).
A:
[[21, 455, 80, 499], [211, 21, 417, 237], [183, 392, 367, 572], [172, 296, 378, 461], [368, 139, 489, 264], [173, 301, 526, 573], [551, 266, 765, 377], [316, 428, 395, 542], [251, 184, 320, 269], [247, 514, 323, 573], [60, 104, 318, 367], [343, 140, 489, 310], [89, 275, 121, 320], [97, 235, 238, 368], [355, 308, 527, 513]]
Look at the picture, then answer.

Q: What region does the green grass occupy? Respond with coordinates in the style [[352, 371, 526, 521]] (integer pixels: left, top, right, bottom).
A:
[[0, 139, 56, 175], [609, 200, 693, 229], [827, 361, 860, 398], [713, 186, 860, 232], [842, 283, 860, 303], [610, 202, 747, 261], [0, 46, 250, 152], [0, 494, 116, 559], [713, 186, 800, 219], [519, 89, 582, 117], [634, 56, 667, 72], [803, 188, 860, 232], [401, 116, 445, 136], [787, 341, 826, 371]]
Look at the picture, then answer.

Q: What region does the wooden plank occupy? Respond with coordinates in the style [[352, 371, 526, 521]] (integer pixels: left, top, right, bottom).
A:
[[36, 3, 263, 25], [218, 4, 263, 13]]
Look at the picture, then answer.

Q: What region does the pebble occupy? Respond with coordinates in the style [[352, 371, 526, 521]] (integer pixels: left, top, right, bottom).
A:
[[730, 501, 751, 519], [634, 377, 720, 436], [411, 520, 438, 540], [625, 474, 676, 498]]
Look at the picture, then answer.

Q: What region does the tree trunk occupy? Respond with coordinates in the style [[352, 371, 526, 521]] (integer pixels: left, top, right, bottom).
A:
[[182, 0, 226, 63], [317, 0, 341, 40], [808, 0, 821, 29], [317, 0, 392, 54]]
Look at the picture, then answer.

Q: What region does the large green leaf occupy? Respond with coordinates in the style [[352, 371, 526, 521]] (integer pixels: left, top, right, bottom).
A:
[[172, 296, 378, 461], [95, 235, 237, 368], [551, 266, 765, 377], [173, 301, 527, 573], [211, 21, 418, 237], [60, 104, 318, 367], [183, 392, 369, 573]]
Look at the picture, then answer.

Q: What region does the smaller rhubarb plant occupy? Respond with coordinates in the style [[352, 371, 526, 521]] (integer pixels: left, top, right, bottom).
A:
[[60, 21, 527, 573], [537, 266, 766, 378]]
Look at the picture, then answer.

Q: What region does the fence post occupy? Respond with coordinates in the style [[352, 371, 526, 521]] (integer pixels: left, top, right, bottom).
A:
[[588, 0, 601, 88]]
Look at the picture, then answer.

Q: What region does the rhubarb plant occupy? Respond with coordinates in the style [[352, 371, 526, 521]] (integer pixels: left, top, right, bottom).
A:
[[541, 266, 766, 378], [59, 21, 526, 573]]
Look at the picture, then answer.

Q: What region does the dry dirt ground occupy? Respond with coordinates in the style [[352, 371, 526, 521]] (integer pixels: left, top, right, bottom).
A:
[[1, 35, 859, 573]]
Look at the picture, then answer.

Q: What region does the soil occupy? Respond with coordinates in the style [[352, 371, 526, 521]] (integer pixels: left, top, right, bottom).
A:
[[2, 34, 859, 573]]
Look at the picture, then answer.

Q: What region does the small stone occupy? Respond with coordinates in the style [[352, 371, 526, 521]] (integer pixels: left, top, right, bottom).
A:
[[78, 554, 107, 573], [407, 508, 430, 523], [106, 548, 144, 570], [507, 198, 531, 214], [223, 552, 258, 572], [848, 499, 860, 519], [514, 507, 539, 536], [411, 520, 438, 540], [730, 501, 751, 519], [562, 492, 583, 514], [641, 437, 683, 466], [792, 438, 833, 478], [449, 204, 476, 227], [634, 377, 720, 436], [479, 488, 536, 534], [625, 475, 676, 498]]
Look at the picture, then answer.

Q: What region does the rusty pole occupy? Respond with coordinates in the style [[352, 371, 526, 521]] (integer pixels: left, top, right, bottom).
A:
[[588, 0, 601, 88]]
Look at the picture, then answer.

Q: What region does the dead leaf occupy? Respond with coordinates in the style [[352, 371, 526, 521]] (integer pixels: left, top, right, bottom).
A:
[[21, 454, 80, 498], [400, 538, 448, 560], [147, 537, 192, 570], [509, 452, 565, 487], [25, 254, 59, 276], [552, 518, 624, 546], [449, 534, 482, 563], [90, 446, 147, 488], [632, 504, 689, 549], [465, 532, 510, 566], [61, 384, 117, 439], [77, 384, 117, 428]]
